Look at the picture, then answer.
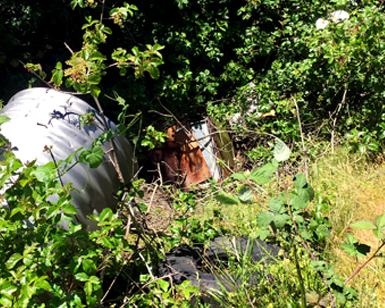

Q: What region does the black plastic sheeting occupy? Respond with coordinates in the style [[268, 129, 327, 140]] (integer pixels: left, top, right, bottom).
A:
[[158, 237, 282, 307]]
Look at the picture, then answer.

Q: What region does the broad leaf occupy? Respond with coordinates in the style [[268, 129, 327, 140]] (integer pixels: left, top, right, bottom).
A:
[[273, 214, 290, 229], [256, 211, 274, 227], [293, 174, 307, 189], [238, 186, 253, 203], [375, 214, 385, 230], [232, 173, 247, 181], [214, 194, 239, 205], [269, 198, 285, 214], [290, 195, 308, 210], [6, 253, 23, 270], [274, 140, 290, 162], [350, 220, 376, 230], [83, 259, 97, 275], [0, 116, 10, 126]]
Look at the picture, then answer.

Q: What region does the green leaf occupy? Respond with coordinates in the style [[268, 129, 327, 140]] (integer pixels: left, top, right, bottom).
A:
[[79, 147, 103, 168], [340, 243, 357, 256], [214, 194, 239, 205], [346, 233, 357, 244], [33, 165, 55, 183], [52, 69, 63, 86], [149, 66, 160, 79], [256, 211, 274, 227], [273, 214, 289, 229], [0, 281, 18, 298], [62, 203, 77, 215], [373, 229, 385, 239], [250, 168, 271, 184], [232, 173, 247, 181], [88, 75, 101, 85], [316, 225, 331, 238], [0, 116, 10, 126], [35, 280, 52, 292], [290, 195, 308, 210], [274, 140, 290, 162], [238, 186, 253, 203], [90, 85, 101, 97], [102, 236, 114, 249], [120, 67, 127, 76], [375, 214, 385, 230], [85, 281, 93, 296], [293, 174, 307, 189], [89, 51, 105, 60], [6, 253, 23, 270], [83, 259, 97, 275], [350, 220, 376, 230], [299, 185, 315, 202], [269, 198, 285, 214], [75, 272, 89, 282], [99, 208, 113, 221]]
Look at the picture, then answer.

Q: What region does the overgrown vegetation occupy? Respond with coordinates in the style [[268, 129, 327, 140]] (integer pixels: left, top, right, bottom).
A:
[[1, 0, 385, 307]]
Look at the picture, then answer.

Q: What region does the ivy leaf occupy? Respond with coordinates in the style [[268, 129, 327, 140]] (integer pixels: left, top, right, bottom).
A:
[[79, 147, 103, 168], [274, 140, 290, 162], [238, 186, 253, 203]]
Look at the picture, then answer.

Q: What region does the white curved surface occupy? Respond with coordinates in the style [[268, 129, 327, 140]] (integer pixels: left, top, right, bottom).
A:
[[0, 88, 134, 230]]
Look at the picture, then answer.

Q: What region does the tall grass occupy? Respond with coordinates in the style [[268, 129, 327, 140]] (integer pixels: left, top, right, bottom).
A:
[[311, 147, 385, 306]]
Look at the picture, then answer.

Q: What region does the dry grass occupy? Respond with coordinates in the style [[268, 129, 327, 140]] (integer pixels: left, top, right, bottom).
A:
[[311, 147, 385, 306]]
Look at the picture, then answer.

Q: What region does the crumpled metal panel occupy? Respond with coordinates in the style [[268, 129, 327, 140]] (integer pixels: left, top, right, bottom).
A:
[[0, 88, 134, 231], [149, 121, 212, 188]]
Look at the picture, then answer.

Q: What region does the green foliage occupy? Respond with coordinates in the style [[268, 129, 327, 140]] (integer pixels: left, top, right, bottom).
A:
[[214, 140, 379, 306], [0, 148, 128, 307], [169, 191, 219, 246], [141, 125, 169, 149]]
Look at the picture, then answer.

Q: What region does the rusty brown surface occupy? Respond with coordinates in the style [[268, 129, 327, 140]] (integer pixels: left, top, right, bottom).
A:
[[149, 121, 212, 188]]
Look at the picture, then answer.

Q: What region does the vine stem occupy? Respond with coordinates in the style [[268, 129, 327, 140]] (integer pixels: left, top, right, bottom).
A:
[[283, 178, 336, 307], [344, 241, 385, 285]]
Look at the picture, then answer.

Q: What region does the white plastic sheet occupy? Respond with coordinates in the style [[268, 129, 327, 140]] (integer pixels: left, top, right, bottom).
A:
[[0, 88, 134, 230]]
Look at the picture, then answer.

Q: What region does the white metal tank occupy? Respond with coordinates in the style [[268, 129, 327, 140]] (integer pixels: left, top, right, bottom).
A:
[[0, 88, 134, 231]]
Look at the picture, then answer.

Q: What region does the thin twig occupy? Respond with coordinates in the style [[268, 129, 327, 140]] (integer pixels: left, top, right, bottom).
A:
[[292, 97, 308, 181], [344, 241, 385, 285], [19, 60, 54, 88], [331, 84, 348, 153]]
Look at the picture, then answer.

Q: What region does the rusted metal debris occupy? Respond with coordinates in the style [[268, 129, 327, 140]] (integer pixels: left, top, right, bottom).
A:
[[148, 119, 234, 189]]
